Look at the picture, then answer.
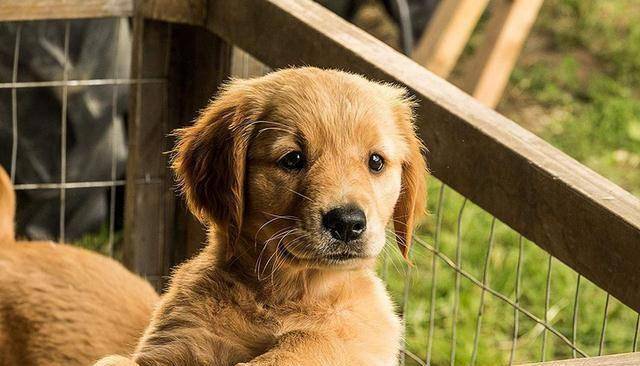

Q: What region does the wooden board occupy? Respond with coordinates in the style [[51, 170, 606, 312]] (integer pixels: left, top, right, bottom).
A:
[[205, 0, 640, 312], [166, 24, 232, 264], [0, 0, 133, 21], [123, 17, 173, 291], [124, 19, 233, 288], [140, 0, 206, 26], [459, 0, 544, 108], [411, 0, 489, 77], [520, 352, 640, 366], [0, 0, 204, 25]]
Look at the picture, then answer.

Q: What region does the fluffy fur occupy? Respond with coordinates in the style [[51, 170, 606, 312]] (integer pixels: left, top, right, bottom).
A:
[[0, 166, 160, 366], [97, 67, 428, 366]]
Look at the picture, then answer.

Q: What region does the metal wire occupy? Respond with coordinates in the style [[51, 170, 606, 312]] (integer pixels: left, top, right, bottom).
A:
[[470, 217, 496, 366], [6, 18, 168, 257], [0, 78, 164, 89], [508, 236, 524, 366], [400, 244, 414, 366], [598, 294, 610, 356], [108, 18, 121, 257], [540, 254, 553, 362], [13, 180, 126, 190], [414, 235, 589, 357], [425, 184, 445, 366], [403, 349, 427, 366], [633, 313, 640, 352], [450, 198, 467, 366], [59, 21, 70, 243], [10, 24, 21, 183], [571, 274, 582, 358]]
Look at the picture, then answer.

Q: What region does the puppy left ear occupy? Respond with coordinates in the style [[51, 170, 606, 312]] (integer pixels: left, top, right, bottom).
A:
[[172, 81, 258, 254], [391, 95, 427, 262]]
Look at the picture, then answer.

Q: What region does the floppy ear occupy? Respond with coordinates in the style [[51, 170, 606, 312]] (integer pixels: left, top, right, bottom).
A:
[[391, 97, 428, 261], [172, 83, 257, 253]]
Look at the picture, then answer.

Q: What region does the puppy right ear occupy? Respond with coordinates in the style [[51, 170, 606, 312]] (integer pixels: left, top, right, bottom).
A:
[[172, 82, 257, 249]]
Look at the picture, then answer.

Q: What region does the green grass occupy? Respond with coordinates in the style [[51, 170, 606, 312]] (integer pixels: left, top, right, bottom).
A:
[[505, 0, 640, 195], [380, 180, 639, 366], [75, 224, 122, 260]]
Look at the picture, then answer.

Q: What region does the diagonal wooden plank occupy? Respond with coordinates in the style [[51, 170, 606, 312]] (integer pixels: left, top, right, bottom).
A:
[[411, 0, 490, 78], [459, 0, 545, 108]]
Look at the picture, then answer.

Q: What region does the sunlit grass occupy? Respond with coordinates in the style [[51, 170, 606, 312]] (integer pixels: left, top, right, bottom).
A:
[[380, 179, 639, 366]]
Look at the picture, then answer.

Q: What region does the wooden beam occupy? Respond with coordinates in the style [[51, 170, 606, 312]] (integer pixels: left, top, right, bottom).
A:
[[0, 0, 205, 25], [206, 0, 640, 312], [123, 17, 173, 291], [166, 24, 232, 264], [459, 0, 544, 108], [0, 0, 134, 21], [124, 17, 232, 289], [411, 0, 490, 78], [140, 0, 207, 26], [519, 352, 640, 366]]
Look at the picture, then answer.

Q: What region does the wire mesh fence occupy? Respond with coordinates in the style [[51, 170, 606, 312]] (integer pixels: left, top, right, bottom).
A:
[[382, 179, 640, 366], [0, 18, 165, 258], [1, 18, 638, 366]]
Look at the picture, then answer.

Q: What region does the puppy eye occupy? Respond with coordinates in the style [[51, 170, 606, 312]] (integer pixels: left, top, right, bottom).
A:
[[368, 153, 384, 173], [278, 151, 305, 171]]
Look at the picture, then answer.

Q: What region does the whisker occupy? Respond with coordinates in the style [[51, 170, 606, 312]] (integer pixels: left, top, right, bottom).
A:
[[260, 229, 298, 280], [261, 212, 301, 221], [283, 186, 313, 202]]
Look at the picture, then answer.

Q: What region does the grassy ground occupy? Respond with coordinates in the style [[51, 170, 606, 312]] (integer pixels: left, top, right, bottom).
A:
[[74, 1, 640, 365]]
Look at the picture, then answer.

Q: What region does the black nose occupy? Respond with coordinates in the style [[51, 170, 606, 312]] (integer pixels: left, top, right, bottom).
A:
[[322, 206, 367, 242]]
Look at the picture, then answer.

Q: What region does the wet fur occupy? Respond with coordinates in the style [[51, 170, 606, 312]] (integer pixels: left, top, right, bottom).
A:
[[97, 67, 427, 366]]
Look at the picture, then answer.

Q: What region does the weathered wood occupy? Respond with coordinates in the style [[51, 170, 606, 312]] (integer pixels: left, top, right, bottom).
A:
[[520, 352, 640, 366], [166, 24, 232, 264], [0, 0, 205, 24], [411, 0, 490, 77], [140, 0, 207, 26], [0, 0, 133, 21], [123, 17, 173, 291], [231, 47, 271, 78], [205, 0, 640, 312], [459, 0, 544, 107]]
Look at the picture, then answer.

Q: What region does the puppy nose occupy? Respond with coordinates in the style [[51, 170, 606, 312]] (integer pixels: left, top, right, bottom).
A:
[[322, 206, 367, 242]]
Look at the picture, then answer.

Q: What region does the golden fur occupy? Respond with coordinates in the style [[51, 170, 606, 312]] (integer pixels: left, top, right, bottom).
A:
[[0, 167, 159, 366], [97, 67, 427, 366]]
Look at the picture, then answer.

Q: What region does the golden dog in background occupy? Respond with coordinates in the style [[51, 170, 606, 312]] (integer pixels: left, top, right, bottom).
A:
[[0, 167, 159, 366], [98, 67, 427, 366]]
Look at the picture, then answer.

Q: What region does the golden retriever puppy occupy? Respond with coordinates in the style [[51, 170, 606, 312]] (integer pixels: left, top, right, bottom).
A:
[[97, 67, 427, 366], [0, 167, 159, 366]]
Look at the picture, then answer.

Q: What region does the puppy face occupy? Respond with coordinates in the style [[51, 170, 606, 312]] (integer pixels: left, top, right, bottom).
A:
[[173, 68, 426, 271]]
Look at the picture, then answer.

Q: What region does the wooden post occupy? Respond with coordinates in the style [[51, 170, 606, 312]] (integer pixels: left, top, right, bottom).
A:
[[124, 17, 173, 291], [166, 24, 233, 265], [459, 0, 544, 108], [124, 16, 232, 290], [411, 0, 490, 78]]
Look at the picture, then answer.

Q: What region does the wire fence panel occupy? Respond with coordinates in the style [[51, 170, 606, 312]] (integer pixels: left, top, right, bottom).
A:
[[0, 18, 155, 258], [386, 178, 640, 366]]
